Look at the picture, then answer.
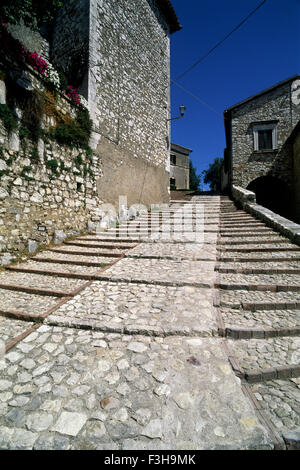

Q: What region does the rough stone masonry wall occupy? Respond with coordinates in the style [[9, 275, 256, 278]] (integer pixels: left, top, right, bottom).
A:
[[293, 131, 300, 223], [231, 79, 300, 189], [88, 0, 171, 207], [0, 68, 102, 265], [51, 0, 90, 94]]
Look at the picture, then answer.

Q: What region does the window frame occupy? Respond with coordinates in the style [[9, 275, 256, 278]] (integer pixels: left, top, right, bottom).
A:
[[170, 154, 177, 165], [253, 123, 278, 152]]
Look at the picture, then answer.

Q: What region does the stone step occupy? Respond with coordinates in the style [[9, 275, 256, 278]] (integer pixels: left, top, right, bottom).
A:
[[218, 237, 290, 245], [218, 253, 300, 262], [218, 273, 300, 292], [219, 245, 298, 252], [216, 265, 300, 275], [0, 288, 61, 320], [227, 337, 300, 382], [65, 240, 136, 249], [49, 247, 123, 257], [46, 281, 218, 338], [32, 251, 116, 266], [94, 257, 216, 288], [0, 271, 85, 292], [7, 261, 105, 278], [220, 228, 273, 233], [0, 316, 37, 348], [220, 307, 300, 336], [220, 290, 300, 310], [249, 380, 300, 436]]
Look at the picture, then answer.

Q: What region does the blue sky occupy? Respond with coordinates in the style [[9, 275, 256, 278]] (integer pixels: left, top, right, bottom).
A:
[[170, 0, 300, 189]]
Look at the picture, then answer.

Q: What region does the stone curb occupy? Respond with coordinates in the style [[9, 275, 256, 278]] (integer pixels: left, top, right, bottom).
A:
[[217, 239, 291, 245], [91, 276, 213, 289], [5, 324, 41, 353], [216, 283, 300, 292], [0, 309, 44, 323], [218, 246, 300, 252], [220, 301, 300, 310], [45, 316, 219, 338], [125, 254, 216, 261], [245, 364, 300, 383], [31, 257, 111, 268], [216, 266, 300, 274], [218, 257, 300, 262], [65, 241, 136, 249], [240, 383, 286, 450], [0, 283, 71, 297], [225, 327, 300, 340], [49, 248, 123, 257], [6, 266, 100, 280]]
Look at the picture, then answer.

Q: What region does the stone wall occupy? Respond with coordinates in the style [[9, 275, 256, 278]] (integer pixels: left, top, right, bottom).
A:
[[0, 67, 102, 265], [293, 131, 300, 223], [89, 0, 171, 207], [51, 0, 172, 207], [232, 186, 300, 247], [226, 77, 300, 190], [51, 0, 89, 93]]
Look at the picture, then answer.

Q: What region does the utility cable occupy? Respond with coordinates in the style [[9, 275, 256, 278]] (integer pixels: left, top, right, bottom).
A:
[[172, 0, 267, 83]]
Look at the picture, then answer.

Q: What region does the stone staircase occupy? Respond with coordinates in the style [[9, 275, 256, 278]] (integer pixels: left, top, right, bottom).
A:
[[216, 196, 300, 448], [0, 195, 298, 449]]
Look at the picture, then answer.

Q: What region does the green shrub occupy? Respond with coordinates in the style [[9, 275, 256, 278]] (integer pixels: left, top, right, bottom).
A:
[[51, 108, 92, 149], [46, 158, 59, 175], [0, 104, 18, 132]]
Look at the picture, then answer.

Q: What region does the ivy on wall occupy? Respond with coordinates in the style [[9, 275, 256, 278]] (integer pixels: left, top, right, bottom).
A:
[[0, 1, 63, 31]]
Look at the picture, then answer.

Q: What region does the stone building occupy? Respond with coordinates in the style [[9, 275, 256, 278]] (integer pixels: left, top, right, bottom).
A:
[[51, 0, 182, 207], [169, 143, 192, 190], [222, 75, 300, 221], [0, 1, 182, 261]]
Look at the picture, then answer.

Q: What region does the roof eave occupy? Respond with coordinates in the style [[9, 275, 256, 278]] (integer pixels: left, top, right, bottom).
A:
[[156, 0, 182, 34]]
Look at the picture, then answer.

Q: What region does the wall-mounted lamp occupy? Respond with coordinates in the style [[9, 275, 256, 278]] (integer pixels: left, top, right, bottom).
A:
[[167, 104, 186, 121]]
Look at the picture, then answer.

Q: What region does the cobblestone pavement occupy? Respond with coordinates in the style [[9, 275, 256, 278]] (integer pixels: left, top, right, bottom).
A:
[[98, 258, 216, 287], [227, 337, 300, 371], [220, 290, 300, 308], [0, 317, 35, 344], [46, 282, 218, 337], [0, 326, 273, 450], [218, 196, 300, 440], [220, 273, 300, 287], [250, 380, 300, 432], [0, 196, 298, 449], [126, 242, 217, 260], [221, 308, 300, 330]]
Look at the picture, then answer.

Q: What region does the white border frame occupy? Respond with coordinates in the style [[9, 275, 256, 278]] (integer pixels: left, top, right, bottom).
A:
[[253, 123, 277, 151]]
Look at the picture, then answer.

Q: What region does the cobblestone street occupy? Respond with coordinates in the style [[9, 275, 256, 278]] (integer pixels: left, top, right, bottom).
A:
[[0, 196, 299, 449]]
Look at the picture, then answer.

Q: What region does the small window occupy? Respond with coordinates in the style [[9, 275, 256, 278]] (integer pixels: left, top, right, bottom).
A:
[[170, 154, 176, 165], [170, 177, 176, 186], [253, 123, 277, 151]]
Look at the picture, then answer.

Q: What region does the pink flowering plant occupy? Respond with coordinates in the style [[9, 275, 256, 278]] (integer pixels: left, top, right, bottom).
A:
[[26, 51, 48, 76], [65, 85, 87, 108]]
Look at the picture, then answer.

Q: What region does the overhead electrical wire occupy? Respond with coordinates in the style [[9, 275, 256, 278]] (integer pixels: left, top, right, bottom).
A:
[[172, 0, 267, 84]]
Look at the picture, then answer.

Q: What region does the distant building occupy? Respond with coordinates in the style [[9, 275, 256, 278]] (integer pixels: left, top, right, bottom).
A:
[[170, 143, 192, 190], [222, 75, 300, 221]]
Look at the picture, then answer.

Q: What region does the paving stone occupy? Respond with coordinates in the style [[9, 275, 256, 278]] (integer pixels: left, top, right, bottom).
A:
[[52, 411, 88, 436], [250, 380, 300, 433], [0, 288, 59, 316], [0, 327, 273, 449], [227, 337, 300, 372], [46, 281, 218, 337], [100, 258, 216, 286], [0, 271, 85, 292]]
